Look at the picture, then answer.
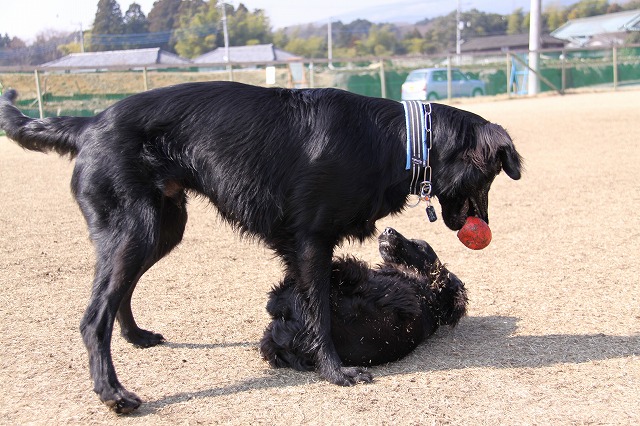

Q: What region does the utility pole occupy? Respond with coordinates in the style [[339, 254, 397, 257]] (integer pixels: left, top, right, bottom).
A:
[[79, 23, 85, 53], [220, 2, 232, 79], [221, 2, 230, 62], [328, 19, 334, 69], [456, 0, 461, 58], [528, 0, 541, 95]]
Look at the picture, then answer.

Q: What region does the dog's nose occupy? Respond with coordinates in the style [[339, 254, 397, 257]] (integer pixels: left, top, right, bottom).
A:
[[382, 227, 397, 236]]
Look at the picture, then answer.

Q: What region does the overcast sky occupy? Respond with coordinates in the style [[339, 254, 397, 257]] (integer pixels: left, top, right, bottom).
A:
[[2, 0, 543, 43]]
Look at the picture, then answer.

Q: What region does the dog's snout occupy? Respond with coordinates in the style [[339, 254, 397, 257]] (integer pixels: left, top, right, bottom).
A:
[[382, 227, 397, 236]]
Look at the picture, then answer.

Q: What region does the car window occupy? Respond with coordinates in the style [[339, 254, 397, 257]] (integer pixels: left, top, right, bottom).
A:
[[452, 70, 467, 81], [431, 70, 447, 82], [406, 72, 426, 82]]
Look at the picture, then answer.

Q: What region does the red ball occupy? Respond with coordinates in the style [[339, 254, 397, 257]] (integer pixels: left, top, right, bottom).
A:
[[457, 217, 492, 250]]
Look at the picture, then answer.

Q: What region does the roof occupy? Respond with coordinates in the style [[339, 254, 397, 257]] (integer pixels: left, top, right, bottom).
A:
[[194, 43, 301, 64], [40, 48, 190, 69], [551, 9, 640, 42], [460, 33, 565, 53]]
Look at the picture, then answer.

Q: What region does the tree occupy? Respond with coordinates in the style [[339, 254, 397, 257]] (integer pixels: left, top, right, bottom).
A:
[[285, 34, 326, 58], [227, 3, 272, 46], [333, 20, 373, 50], [123, 3, 149, 34], [90, 0, 124, 51], [0, 34, 11, 49], [544, 4, 567, 32], [566, 0, 609, 20], [402, 28, 425, 55], [357, 24, 400, 56], [507, 8, 524, 35], [121, 3, 153, 49], [0, 34, 27, 66], [147, 0, 182, 51], [462, 9, 507, 37], [621, 0, 640, 10], [173, 1, 273, 58], [272, 28, 289, 48], [173, 0, 218, 58], [3, 31, 75, 66], [148, 0, 182, 33]]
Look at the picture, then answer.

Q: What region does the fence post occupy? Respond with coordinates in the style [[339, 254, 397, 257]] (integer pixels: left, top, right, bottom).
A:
[[506, 52, 511, 97], [446, 56, 452, 101], [379, 59, 386, 98], [613, 46, 618, 90], [143, 67, 149, 91], [561, 50, 566, 94], [309, 62, 315, 88], [34, 69, 44, 119]]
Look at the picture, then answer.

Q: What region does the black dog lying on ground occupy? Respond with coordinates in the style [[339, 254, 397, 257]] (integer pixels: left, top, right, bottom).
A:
[[0, 82, 520, 413], [261, 227, 468, 370]]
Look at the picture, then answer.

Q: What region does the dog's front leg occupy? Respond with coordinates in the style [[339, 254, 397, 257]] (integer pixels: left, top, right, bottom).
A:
[[296, 237, 373, 386]]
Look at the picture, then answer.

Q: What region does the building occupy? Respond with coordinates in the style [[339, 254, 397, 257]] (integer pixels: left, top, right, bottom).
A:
[[551, 9, 640, 47], [460, 33, 565, 54], [194, 43, 306, 87], [40, 47, 190, 70], [193, 43, 300, 66]]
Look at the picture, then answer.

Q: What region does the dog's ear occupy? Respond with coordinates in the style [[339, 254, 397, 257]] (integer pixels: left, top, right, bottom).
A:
[[499, 141, 523, 180], [477, 123, 523, 180]]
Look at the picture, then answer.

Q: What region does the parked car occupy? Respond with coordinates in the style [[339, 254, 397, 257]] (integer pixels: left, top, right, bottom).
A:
[[401, 68, 485, 101]]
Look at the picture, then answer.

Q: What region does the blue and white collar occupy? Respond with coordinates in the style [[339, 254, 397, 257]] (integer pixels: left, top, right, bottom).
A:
[[401, 100, 437, 222]]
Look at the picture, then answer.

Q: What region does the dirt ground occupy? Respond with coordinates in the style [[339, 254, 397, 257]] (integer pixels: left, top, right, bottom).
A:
[[0, 89, 638, 425]]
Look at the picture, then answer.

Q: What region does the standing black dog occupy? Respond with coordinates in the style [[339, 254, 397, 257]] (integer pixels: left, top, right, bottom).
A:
[[0, 81, 521, 413], [261, 227, 468, 370]]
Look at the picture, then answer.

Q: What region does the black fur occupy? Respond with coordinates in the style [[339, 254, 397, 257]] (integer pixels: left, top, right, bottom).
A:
[[0, 81, 521, 413], [261, 227, 468, 370]]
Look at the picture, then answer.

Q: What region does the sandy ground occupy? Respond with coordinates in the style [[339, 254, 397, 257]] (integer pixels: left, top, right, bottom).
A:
[[0, 89, 639, 425]]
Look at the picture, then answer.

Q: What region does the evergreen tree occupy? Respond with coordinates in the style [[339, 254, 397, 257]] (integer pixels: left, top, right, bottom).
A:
[[148, 0, 182, 32], [123, 3, 149, 34], [122, 3, 152, 49], [91, 0, 124, 51]]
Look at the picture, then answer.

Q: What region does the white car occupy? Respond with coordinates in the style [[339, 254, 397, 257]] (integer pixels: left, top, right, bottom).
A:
[[401, 68, 485, 101]]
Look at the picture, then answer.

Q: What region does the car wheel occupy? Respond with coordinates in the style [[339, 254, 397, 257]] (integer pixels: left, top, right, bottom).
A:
[[427, 92, 439, 101], [472, 88, 484, 97]]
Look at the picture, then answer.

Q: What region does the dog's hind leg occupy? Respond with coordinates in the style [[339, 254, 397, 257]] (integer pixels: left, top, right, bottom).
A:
[[117, 194, 188, 347], [78, 191, 179, 413]]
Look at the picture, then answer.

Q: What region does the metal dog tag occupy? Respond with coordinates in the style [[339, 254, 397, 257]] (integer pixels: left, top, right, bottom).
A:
[[425, 202, 438, 222]]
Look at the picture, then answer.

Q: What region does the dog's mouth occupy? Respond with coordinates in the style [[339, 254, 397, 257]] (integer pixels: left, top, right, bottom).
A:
[[378, 236, 400, 264], [446, 197, 487, 231], [378, 229, 404, 264], [463, 198, 485, 221]]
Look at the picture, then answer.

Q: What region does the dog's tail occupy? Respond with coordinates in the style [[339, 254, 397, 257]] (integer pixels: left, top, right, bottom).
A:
[[0, 89, 88, 158]]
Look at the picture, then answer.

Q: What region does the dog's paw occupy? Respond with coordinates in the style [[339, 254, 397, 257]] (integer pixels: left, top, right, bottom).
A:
[[121, 328, 165, 348], [322, 366, 373, 386], [101, 388, 142, 414]]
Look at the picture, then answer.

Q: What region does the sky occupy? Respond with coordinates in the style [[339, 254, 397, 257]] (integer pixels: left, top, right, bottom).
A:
[[1, 0, 557, 43]]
